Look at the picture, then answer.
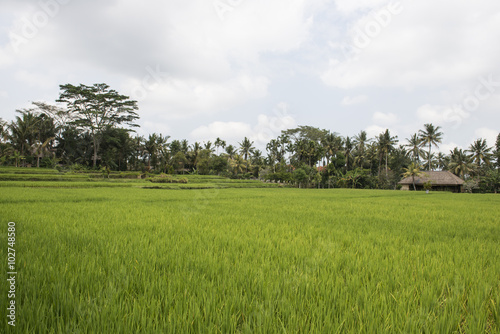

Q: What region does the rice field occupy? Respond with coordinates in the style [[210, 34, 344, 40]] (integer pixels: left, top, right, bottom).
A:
[[0, 175, 499, 332]]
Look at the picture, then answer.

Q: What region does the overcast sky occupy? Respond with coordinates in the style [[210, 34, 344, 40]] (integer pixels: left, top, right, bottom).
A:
[[1, 0, 499, 152]]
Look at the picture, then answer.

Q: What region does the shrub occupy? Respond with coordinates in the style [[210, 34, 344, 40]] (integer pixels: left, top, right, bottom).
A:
[[149, 174, 188, 184]]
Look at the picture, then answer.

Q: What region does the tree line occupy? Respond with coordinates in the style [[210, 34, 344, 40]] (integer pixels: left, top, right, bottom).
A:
[[1, 83, 499, 192]]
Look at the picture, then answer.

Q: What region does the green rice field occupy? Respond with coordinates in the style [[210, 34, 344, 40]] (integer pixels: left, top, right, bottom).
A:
[[1, 169, 499, 332]]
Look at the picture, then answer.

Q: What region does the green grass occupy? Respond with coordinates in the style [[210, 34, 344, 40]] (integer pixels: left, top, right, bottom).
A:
[[0, 185, 499, 332], [0, 167, 280, 189]]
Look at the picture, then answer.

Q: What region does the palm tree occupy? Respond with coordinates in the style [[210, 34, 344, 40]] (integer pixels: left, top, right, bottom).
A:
[[405, 133, 424, 164], [436, 152, 448, 171], [0, 118, 9, 143], [239, 137, 255, 172], [402, 162, 424, 191], [343, 136, 353, 170], [189, 142, 202, 167], [214, 137, 226, 156], [31, 137, 55, 168], [180, 139, 189, 155], [418, 123, 443, 171], [376, 129, 398, 178], [225, 145, 236, 159], [448, 148, 474, 179], [266, 139, 280, 172], [229, 154, 246, 176], [422, 151, 437, 171], [9, 111, 41, 158], [203, 141, 214, 155], [239, 137, 254, 161], [321, 132, 342, 166], [467, 138, 492, 168], [353, 130, 371, 168]]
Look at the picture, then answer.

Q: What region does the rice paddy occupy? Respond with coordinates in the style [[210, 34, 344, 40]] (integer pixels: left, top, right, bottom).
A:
[[0, 168, 499, 333]]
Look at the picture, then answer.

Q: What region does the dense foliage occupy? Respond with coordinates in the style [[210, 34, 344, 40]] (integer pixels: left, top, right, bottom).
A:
[[0, 84, 499, 191]]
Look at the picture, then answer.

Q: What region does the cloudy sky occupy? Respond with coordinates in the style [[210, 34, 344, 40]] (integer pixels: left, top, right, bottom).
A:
[[1, 0, 499, 152]]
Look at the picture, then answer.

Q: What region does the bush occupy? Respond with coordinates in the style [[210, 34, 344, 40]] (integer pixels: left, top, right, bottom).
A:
[[149, 174, 188, 184]]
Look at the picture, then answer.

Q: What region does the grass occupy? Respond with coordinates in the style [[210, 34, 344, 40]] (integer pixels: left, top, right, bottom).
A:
[[0, 167, 281, 189], [0, 183, 499, 333]]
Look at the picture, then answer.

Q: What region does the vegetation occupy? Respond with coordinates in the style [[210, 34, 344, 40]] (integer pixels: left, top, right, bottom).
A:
[[1, 185, 499, 333], [0, 83, 499, 191]]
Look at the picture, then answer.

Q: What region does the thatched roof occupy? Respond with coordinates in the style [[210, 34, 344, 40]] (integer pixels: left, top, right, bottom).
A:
[[399, 171, 464, 186]]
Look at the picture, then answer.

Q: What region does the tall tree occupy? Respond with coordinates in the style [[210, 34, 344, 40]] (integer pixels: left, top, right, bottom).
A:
[[353, 130, 371, 168], [225, 144, 236, 159], [495, 133, 500, 168], [448, 148, 474, 179], [418, 123, 443, 171], [239, 137, 255, 162], [214, 137, 226, 156], [344, 136, 354, 170], [467, 138, 492, 168], [405, 133, 424, 164], [57, 83, 139, 167], [376, 129, 398, 178], [9, 110, 41, 158]]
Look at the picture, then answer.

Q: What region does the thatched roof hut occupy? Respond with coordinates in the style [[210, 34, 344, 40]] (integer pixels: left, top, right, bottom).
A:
[[399, 171, 464, 192]]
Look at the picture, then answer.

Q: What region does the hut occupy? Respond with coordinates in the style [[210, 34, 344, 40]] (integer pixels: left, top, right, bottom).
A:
[[399, 171, 464, 193]]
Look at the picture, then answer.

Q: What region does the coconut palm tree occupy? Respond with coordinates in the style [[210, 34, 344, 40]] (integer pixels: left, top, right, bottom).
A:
[[239, 137, 254, 161], [436, 152, 448, 171], [418, 123, 443, 171], [0, 118, 9, 143], [402, 162, 424, 191], [448, 148, 474, 179], [9, 110, 41, 158], [353, 130, 371, 168], [467, 138, 492, 168], [229, 154, 246, 176], [225, 144, 236, 159], [376, 129, 398, 178], [344, 136, 354, 170], [214, 137, 226, 156], [405, 133, 424, 164], [31, 137, 55, 168]]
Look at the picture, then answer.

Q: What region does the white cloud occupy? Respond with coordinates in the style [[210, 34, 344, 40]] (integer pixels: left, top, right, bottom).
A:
[[191, 103, 297, 146], [416, 104, 470, 128], [440, 142, 462, 154], [341, 95, 367, 105], [373, 111, 398, 126], [365, 124, 386, 138], [334, 0, 390, 15], [191, 121, 253, 143], [323, 0, 500, 89], [14, 70, 57, 89], [474, 127, 498, 147]]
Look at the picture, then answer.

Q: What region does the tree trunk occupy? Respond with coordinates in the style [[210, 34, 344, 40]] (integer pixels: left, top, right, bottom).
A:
[[428, 143, 431, 171], [93, 135, 97, 168], [385, 153, 388, 178]]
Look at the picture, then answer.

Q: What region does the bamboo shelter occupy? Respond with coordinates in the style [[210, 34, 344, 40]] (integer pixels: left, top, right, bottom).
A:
[[399, 171, 464, 192]]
